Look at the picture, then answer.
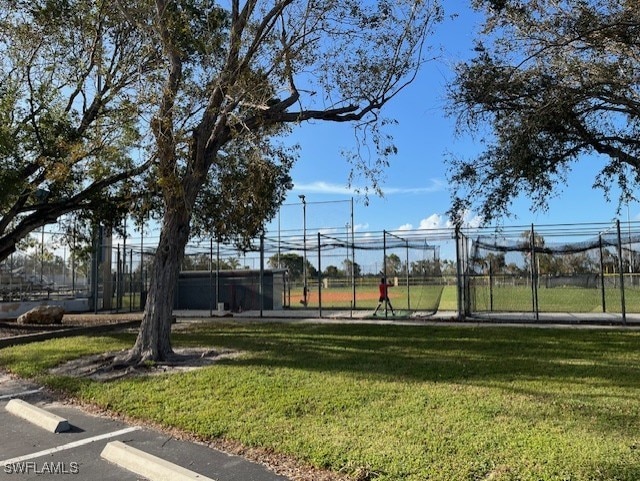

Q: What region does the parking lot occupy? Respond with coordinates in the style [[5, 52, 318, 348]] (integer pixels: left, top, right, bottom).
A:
[[0, 373, 289, 481]]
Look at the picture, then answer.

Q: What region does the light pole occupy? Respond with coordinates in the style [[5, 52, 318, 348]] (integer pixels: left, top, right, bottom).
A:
[[299, 194, 307, 306]]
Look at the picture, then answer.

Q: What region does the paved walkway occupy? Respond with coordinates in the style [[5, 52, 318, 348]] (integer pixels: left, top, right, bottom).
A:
[[175, 308, 640, 327]]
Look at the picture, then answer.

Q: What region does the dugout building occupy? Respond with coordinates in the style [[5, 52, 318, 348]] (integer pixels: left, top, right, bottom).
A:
[[173, 269, 286, 312]]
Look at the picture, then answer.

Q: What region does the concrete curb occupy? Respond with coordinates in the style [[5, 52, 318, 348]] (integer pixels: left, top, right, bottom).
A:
[[101, 440, 216, 481], [5, 398, 70, 433]]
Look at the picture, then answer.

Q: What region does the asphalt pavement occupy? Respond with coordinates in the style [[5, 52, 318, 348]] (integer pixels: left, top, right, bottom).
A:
[[0, 373, 290, 481]]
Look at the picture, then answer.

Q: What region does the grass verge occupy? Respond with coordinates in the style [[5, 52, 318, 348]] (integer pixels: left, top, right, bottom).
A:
[[1, 323, 640, 480]]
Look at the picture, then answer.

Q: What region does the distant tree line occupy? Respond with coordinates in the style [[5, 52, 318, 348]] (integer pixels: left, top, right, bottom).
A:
[[268, 253, 456, 281]]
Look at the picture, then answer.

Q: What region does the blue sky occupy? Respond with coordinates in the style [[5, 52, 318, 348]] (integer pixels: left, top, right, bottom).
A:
[[110, 1, 637, 269], [270, 2, 639, 237]]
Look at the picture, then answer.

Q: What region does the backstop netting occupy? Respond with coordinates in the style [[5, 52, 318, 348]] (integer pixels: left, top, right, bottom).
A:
[[270, 228, 449, 316], [466, 223, 640, 314], [264, 198, 354, 309]]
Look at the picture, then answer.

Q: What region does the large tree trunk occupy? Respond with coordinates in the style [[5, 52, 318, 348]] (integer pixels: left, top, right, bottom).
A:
[[126, 204, 191, 364]]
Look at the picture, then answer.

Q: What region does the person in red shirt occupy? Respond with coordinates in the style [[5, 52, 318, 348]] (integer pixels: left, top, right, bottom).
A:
[[374, 277, 395, 316]]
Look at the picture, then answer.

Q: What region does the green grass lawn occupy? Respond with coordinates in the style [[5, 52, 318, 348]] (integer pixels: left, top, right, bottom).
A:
[[2, 323, 640, 480], [438, 285, 458, 310], [471, 284, 640, 313]]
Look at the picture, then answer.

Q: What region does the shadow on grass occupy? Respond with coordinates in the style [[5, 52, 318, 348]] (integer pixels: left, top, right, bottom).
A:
[[174, 322, 640, 386], [172, 322, 640, 438], [30, 322, 640, 480]]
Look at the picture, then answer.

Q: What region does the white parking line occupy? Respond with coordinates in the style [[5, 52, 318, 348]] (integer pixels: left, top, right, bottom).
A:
[[0, 426, 141, 465], [0, 389, 44, 400]]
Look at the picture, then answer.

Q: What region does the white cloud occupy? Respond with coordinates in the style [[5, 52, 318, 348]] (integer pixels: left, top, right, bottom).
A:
[[397, 210, 484, 232], [393, 214, 446, 232], [419, 213, 446, 229], [292, 181, 354, 195], [382, 179, 447, 195], [292, 179, 446, 196]]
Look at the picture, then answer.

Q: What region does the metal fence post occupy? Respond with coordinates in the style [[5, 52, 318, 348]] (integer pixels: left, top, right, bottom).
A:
[[383, 230, 388, 317], [139, 222, 144, 309], [406, 239, 410, 311], [489, 262, 494, 312], [530, 224, 539, 321], [616, 220, 627, 324], [317, 232, 322, 318], [116, 243, 121, 312], [599, 234, 606, 313], [91, 225, 99, 313], [454, 225, 464, 319], [464, 232, 472, 317], [71, 223, 76, 294], [260, 234, 265, 318], [129, 248, 133, 312], [216, 240, 221, 313], [351, 199, 356, 311], [209, 237, 214, 317]]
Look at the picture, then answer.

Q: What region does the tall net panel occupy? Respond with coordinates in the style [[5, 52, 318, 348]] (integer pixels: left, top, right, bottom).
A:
[[257, 227, 450, 315], [380, 230, 446, 315], [264, 199, 354, 309], [466, 223, 640, 314], [307, 229, 449, 315]]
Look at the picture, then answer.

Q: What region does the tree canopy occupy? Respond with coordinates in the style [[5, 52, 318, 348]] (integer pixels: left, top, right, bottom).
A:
[[0, 0, 159, 261], [0, 0, 440, 362], [0, 0, 299, 263], [124, 0, 442, 362], [268, 253, 316, 280], [447, 0, 640, 223]]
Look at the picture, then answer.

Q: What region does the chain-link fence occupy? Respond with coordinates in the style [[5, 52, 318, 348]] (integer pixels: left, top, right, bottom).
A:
[[0, 228, 91, 303]]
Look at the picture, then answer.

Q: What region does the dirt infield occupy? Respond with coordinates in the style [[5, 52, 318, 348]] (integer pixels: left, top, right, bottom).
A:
[[311, 290, 381, 302], [296, 289, 405, 306]]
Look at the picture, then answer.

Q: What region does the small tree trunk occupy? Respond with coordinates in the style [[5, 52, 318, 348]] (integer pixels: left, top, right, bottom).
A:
[[126, 205, 191, 364]]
